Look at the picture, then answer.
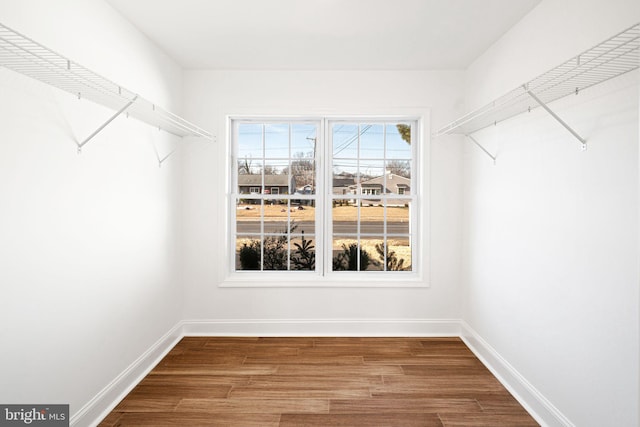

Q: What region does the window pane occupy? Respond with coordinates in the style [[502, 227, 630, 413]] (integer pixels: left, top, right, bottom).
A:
[[237, 123, 262, 160], [261, 199, 288, 233], [237, 160, 263, 194], [386, 238, 412, 271], [291, 205, 315, 234], [332, 201, 357, 234], [236, 201, 262, 234], [291, 124, 316, 158], [362, 237, 384, 271], [263, 159, 289, 192], [387, 123, 412, 159], [333, 124, 358, 158], [331, 237, 380, 272], [262, 234, 290, 270], [386, 159, 411, 181], [237, 158, 263, 177], [291, 233, 316, 271], [359, 201, 384, 234], [291, 158, 315, 195], [360, 160, 384, 186], [332, 236, 358, 271], [333, 161, 357, 195], [359, 124, 384, 159], [265, 123, 289, 158], [236, 236, 262, 271], [388, 202, 410, 235]]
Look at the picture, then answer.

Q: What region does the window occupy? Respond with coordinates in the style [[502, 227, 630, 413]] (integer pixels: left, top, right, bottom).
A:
[[230, 117, 419, 281], [329, 121, 414, 273]]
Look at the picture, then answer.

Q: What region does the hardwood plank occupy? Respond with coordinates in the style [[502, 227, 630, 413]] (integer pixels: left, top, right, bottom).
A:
[[139, 375, 247, 388], [97, 412, 123, 426], [229, 375, 374, 399], [279, 413, 444, 427], [124, 376, 232, 400], [243, 355, 365, 365], [438, 413, 539, 427], [329, 398, 482, 414], [121, 385, 230, 400], [476, 392, 534, 413], [299, 345, 415, 358], [400, 362, 488, 376], [379, 375, 505, 391], [113, 397, 181, 413], [364, 356, 482, 366], [150, 365, 278, 376], [159, 352, 247, 366], [229, 373, 376, 399], [176, 398, 329, 414], [276, 364, 403, 376], [103, 412, 280, 427]]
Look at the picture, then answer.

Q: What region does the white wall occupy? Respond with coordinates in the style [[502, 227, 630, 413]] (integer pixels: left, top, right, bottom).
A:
[[462, 0, 640, 426], [0, 0, 185, 423], [180, 70, 465, 329]]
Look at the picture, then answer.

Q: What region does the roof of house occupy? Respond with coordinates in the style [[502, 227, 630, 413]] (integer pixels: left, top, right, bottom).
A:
[[238, 174, 292, 186], [360, 172, 410, 189]]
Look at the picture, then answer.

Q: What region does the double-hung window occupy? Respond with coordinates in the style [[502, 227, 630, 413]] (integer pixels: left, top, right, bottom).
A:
[[230, 117, 420, 282]]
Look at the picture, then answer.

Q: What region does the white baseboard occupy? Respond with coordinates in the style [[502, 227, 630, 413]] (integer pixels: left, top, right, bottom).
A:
[[71, 323, 184, 427], [180, 318, 462, 337], [460, 321, 575, 427]]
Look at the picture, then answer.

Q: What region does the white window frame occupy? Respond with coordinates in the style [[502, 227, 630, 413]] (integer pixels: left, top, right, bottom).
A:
[[224, 112, 429, 288]]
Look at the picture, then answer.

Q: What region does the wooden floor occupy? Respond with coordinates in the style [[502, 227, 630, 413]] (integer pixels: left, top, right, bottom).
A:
[[99, 337, 539, 427]]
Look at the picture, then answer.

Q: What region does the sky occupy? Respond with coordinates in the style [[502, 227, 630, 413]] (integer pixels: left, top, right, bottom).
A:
[[235, 121, 413, 179]]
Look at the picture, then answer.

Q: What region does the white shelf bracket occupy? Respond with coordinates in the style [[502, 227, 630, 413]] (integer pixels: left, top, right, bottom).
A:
[[77, 95, 138, 153], [158, 148, 178, 168], [527, 91, 587, 151], [467, 135, 497, 165]]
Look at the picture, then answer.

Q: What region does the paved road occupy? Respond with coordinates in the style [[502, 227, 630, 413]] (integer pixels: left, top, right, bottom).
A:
[[237, 221, 409, 234]]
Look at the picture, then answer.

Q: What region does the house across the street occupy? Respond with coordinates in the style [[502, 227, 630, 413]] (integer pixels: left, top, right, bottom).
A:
[[238, 174, 297, 195]]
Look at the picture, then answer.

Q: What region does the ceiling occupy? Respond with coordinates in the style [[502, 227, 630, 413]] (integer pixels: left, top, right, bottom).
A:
[[106, 0, 541, 70]]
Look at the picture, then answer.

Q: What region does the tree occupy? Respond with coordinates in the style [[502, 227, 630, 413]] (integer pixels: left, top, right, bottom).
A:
[[386, 159, 410, 178], [396, 124, 411, 144], [238, 156, 253, 174], [291, 231, 315, 270], [262, 164, 279, 175], [283, 151, 315, 188]]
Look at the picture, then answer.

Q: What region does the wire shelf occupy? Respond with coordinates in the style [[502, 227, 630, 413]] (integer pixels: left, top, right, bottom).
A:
[[435, 23, 639, 137], [0, 22, 212, 140]]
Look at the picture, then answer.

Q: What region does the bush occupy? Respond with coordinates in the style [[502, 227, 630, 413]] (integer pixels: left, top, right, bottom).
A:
[[239, 240, 261, 270], [332, 243, 374, 271], [375, 243, 406, 271]]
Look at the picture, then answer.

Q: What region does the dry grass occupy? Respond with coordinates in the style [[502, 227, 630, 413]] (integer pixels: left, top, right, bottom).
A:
[[236, 205, 409, 222]]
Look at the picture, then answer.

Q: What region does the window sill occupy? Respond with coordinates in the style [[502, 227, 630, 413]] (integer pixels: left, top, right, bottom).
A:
[[220, 271, 428, 288]]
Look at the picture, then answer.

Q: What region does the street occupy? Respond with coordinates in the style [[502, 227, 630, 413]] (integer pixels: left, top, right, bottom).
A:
[[236, 220, 409, 234]]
